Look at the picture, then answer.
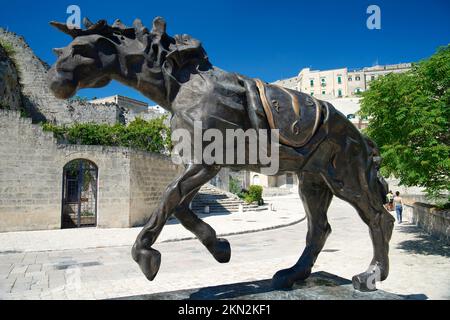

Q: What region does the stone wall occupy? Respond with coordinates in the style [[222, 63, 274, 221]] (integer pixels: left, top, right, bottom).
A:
[[404, 201, 450, 244], [0, 110, 182, 232], [129, 152, 183, 227], [123, 108, 171, 125], [0, 44, 22, 110], [0, 29, 121, 125], [0, 111, 61, 231]]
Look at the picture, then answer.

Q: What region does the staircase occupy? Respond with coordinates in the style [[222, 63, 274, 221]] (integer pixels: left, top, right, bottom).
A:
[[191, 184, 267, 214]]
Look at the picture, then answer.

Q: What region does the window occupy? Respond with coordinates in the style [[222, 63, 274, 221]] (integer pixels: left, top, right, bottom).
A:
[[348, 77, 353, 81], [310, 92, 314, 96], [371, 75, 376, 81], [355, 75, 361, 81], [310, 79, 314, 87], [338, 89, 342, 97], [347, 114, 356, 119], [66, 178, 79, 203], [337, 76, 342, 84], [355, 88, 362, 93], [322, 90, 326, 95]]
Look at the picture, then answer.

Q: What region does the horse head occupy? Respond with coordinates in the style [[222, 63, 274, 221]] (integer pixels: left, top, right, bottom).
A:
[[48, 16, 209, 107]]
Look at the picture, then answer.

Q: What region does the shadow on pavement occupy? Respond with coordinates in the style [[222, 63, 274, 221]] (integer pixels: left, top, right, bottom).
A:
[[396, 223, 450, 257], [397, 293, 428, 300], [186, 272, 353, 300], [113, 272, 413, 300]]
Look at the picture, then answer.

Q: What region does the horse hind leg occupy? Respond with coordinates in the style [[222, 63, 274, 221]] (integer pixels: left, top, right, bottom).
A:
[[321, 161, 395, 291], [272, 172, 333, 289], [351, 203, 395, 291]]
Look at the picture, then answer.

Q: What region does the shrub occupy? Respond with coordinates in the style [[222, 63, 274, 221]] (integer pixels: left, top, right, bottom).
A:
[[0, 39, 16, 57], [229, 177, 241, 195], [244, 185, 263, 205], [42, 116, 172, 154]]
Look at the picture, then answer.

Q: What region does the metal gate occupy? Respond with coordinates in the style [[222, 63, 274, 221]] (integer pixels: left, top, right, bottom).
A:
[[62, 159, 98, 229]]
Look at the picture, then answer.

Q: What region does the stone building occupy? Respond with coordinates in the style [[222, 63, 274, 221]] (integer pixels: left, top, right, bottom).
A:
[[90, 95, 149, 113], [90, 95, 170, 124], [296, 67, 349, 99], [348, 63, 412, 95], [274, 63, 411, 99], [0, 110, 183, 232]]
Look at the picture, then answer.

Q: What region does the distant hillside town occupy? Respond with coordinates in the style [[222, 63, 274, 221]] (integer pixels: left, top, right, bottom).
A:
[[273, 63, 411, 98], [271, 63, 411, 130]]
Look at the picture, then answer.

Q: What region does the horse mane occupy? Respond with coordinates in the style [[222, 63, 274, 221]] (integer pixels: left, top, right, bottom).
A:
[[50, 17, 210, 69], [50, 18, 148, 41]]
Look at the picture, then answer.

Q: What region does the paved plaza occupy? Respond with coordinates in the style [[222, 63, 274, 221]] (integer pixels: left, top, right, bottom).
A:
[[0, 195, 449, 300]]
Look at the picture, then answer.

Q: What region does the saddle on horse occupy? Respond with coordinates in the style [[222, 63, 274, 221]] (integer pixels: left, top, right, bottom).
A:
[[254, 79, 321, 148]]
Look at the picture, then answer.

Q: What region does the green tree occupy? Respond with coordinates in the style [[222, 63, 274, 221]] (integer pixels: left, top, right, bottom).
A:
[[359, 45, 450, 205]]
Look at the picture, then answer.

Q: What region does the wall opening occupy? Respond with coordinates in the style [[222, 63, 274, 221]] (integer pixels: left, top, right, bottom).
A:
[[61, 159, 98, 229], [286, 173, 294, 186]]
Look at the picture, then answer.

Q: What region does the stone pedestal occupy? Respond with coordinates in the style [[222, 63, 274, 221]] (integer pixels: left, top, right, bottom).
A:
[[118, 272, 404, 300]]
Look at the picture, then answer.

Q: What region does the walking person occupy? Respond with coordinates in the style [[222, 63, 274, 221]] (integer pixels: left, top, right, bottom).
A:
[[393, 191, 404, 224]]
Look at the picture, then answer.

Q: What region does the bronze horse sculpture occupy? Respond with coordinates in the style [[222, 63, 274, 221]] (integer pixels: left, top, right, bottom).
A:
[[48, 17, 395, 292]]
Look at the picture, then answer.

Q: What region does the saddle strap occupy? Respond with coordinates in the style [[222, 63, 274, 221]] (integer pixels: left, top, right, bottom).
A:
[[254, 79, 322, 148]]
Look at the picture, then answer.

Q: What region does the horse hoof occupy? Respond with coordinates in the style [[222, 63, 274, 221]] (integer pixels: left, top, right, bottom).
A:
[[272, 268, 311, 290], [132, 244, 161, 281], [352, 272, 377, 292], [209, 238, 231, 263]]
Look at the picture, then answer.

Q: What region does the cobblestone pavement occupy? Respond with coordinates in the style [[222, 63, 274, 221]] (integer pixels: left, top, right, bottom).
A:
[[0, 197, 449, 300], [0, 195, 303, 253]]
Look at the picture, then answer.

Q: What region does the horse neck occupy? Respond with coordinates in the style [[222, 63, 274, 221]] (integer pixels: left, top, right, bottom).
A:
[[112, 50, 170, 110]]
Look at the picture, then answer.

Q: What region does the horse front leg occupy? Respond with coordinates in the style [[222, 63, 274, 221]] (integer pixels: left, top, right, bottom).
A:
[[174, 189, 231, 263], [132, 164, 221, 281]]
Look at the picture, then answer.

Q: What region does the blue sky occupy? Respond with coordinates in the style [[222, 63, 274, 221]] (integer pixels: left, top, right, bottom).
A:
[[1, 0, 449, 105]]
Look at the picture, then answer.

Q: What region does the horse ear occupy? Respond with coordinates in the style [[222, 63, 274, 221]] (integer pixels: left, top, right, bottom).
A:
[[83, 17, 94, 28], [49, 21, 80, 38], [151, 16, 166, 35]]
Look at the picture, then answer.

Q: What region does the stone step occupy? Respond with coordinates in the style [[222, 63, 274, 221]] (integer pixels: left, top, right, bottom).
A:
[[192, 205, 269, 214], [193, 200, 246, 205], [191, 183, 267, 214]]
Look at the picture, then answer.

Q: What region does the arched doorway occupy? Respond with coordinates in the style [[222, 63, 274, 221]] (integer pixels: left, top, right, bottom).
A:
[[252, 175, 261, 185], [62, 159, 98, 229]]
